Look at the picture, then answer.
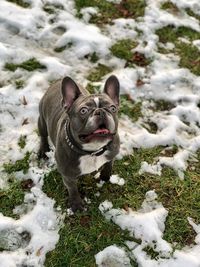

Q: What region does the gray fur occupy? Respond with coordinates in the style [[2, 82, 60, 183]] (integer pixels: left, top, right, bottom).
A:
[[38, 76, 120, 212]]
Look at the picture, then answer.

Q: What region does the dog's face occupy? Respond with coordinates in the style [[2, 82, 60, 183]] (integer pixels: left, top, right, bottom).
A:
[[61, 76, 120, 151]]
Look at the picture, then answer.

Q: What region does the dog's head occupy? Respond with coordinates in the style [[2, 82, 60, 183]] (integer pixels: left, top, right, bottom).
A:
[[61, 75, 120, 151]]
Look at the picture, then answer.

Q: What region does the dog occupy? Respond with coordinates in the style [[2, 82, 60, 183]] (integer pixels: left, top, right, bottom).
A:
[[38, 75, 120, 212]]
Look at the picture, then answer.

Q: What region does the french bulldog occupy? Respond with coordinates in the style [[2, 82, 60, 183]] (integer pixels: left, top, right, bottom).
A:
[[38, 75, 120, 212]]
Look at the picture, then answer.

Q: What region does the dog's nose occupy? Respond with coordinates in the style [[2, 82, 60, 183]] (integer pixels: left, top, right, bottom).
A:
[[94, 108, 104, 118]]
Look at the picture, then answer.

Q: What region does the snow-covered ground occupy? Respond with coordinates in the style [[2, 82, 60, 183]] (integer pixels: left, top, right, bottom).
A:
[[0, 0, 200, 266]]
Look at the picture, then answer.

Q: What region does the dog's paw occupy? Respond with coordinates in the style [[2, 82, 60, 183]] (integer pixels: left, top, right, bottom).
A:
[[69, 198, 84, 213], [37, 149, 48, 160], [99, 174, 110, 182], [38, 142, 50, 160]]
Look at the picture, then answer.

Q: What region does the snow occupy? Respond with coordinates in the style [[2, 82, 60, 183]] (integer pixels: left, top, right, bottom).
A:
[[95, 245, 131, 267], [80, 7, 99, 23], [0, 0, 200, 265], [110, 174, 125, 185], [98, 191, 200, 267], [99, 191, 171, 257], [0, 188, 64, 267]]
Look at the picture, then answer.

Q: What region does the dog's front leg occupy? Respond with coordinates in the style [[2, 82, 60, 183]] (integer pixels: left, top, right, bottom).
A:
[[62, 176, 84, 212], [99, 161, 113, 182], [38, 115, 50, 159]]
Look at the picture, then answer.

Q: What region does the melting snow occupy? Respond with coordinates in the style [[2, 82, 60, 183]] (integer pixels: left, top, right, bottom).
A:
[[110, 174, 125, 185], [0, 0, 200, 265], [98, 191, 200, 267]]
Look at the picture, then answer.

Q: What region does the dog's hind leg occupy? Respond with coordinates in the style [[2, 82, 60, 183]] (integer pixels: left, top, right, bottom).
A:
[[38, 115, 50, 159]]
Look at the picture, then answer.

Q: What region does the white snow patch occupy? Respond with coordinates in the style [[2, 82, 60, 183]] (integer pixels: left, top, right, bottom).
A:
[[99, 191, 171, 257], [0, 0, 200, 265], [80, 7, 99, 23], [106, 0, 121, 3], [95, 245, 131, 267], [0, 188, 64, 267], [110, 174, 125, 186], [99, 191, 200, 267]]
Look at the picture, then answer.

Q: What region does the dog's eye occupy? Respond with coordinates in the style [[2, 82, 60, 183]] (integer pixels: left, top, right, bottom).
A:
[[80, 107, 88, 115], [109, 105, 117, 113]]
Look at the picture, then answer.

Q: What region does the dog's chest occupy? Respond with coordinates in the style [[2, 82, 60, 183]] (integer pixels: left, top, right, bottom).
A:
[[79, 153, 108, 175]]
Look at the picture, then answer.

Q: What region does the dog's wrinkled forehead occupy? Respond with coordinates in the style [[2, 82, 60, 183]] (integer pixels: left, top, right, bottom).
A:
[[73, 94, 115, 110]]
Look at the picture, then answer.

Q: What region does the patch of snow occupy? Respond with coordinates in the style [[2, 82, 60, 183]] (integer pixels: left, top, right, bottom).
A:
[[0, 0, 200, 265], [99, 201, 113, 213], [193, 40, 200, 51], [99, 191, 171, 256], [106, 0, 121, 3], [80, 7, 99, 23], [97, 180, 105, 188], [139, 161, 162, 176], [99, 191, 200, 267], [0, 188, 64, 267], [95, 245, 131, 267], [110, 174, 125, 185]]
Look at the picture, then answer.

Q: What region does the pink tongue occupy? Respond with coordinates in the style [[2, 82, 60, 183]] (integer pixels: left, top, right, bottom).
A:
[[93, 128, 109, 134]]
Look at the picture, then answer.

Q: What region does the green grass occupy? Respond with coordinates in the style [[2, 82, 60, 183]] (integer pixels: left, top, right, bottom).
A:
[[0, 178, 25, 218], [156, 26, 200, 43], [161, 2, 200, 21], [54, 42, 73, 53], [161, 2, 180, 14], [162, 169, 200, 248], [1, 146, 199, 266], [43, 170, 138, 267], [154, 100, 176, 111], [85, 52, 99, 63], [86, 83, 101, 94], [5, 58, 46, 72], [43, 3, 63, 14], [1, 2, 200, 266], [3, 152, 30, 174], [87, 64, 112, 82], [7, 0, 30, 8], [15, 80, 25, 89], [185, 8, 200, 21], [119, 95, 142, 122], [42, 147, 200, 266], [18, 135, 27, 149], [75, 0, 146, 25], [156, 26, 200, 75], [111, 39, 151, 67], [54, 46, 67, 53], [177, 43, 200, 76], [110, 39, 138, 61]]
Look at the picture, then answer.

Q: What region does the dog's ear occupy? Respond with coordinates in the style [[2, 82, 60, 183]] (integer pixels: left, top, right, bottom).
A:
[[103, 75, 120, 106], [61, 77, 81, 110]]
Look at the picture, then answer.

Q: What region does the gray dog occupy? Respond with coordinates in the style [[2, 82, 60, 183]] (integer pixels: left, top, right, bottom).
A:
[[38, 75, 120, 212]]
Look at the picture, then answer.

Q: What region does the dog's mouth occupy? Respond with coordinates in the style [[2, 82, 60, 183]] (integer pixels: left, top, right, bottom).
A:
[[79, 124, 114, 142]]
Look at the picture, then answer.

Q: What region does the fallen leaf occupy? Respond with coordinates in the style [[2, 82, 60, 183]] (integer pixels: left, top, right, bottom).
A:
[[136, 79, 145, 87], [36, 246, 44, 257], [97, 233, 103, 240], [21, 179, 34, 190], [80, 215, 91, 228], [123, 204, 130, 212], [22, 118, 29, 125], [22, 96, 28, 105], [126, 93, 133, 101], [115, 0, 132, 18], [191, 60, 200, 66], [132, 52, 147, 66]]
